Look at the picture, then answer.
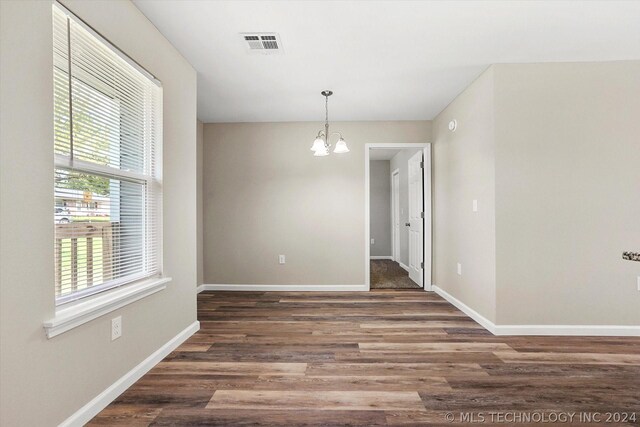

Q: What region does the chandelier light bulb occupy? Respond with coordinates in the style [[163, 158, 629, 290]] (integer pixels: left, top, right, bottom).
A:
[[311, 136, 325, 152], [333, 138, 349, 154]]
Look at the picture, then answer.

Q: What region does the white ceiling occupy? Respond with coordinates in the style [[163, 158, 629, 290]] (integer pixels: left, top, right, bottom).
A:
[[133, 1, 640, 123], [370, 149, 403, 161]]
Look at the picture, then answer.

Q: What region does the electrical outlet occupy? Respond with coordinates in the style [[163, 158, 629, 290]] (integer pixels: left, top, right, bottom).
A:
[[457, 263, 462, 276], [473, 199, 478, 212], [371, 238, 375, 245], [279, 255, 285, 264], [111, 316, 122, 341]]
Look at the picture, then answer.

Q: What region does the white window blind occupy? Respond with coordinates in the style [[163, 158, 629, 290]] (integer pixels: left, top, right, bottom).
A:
[[53, 4, 162, 305]]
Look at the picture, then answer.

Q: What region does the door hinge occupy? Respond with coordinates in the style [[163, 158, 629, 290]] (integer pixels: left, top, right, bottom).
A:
[[420, 262, 424, 269], [420, 212, 424, 218], [420, 161, 424, 168]]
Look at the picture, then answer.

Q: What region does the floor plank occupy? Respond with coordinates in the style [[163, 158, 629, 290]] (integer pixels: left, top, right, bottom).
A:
[[153, 361, 307, 376], [206, 390, 426, 411], [150, 409, 388, 426]]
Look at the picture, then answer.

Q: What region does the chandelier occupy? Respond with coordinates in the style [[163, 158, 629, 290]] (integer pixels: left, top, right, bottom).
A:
[[310, 90, 349, 156]]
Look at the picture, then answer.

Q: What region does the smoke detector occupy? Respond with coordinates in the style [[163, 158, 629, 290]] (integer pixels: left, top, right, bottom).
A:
[[240, 33, 283, 54]]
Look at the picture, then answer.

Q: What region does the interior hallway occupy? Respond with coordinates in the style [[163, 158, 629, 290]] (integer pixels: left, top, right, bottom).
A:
[[370, 260, 421, 289], [89, 291, 640, 426]]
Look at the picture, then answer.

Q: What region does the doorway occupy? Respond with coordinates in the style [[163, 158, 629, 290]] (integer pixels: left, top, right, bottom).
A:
[[365, 143, 431, 291]]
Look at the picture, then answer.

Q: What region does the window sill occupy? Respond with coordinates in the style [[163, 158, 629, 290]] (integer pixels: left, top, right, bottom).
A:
[[43, 277, 171, 339]]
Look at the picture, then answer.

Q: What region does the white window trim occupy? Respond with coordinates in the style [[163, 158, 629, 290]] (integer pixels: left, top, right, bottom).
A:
[[43, 276, 170, 339], [52, 2, 164, 306]]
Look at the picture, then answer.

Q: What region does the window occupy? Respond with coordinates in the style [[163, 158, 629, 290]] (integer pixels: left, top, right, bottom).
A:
[[53, 4, 162, 304]]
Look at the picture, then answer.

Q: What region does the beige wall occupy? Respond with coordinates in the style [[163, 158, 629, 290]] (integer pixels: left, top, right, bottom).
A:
[[369, 160, 391, 257], [432, 61, 640, 327], [0, 1, 198, 425], [494, 61, 640, 325], [432, 67, 497, 322], [390, 148, 423, 268], [197, 120, 204, 286], [203, 121, 431, 285]]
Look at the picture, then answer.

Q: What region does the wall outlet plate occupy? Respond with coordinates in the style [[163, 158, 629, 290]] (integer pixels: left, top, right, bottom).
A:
[[457, 263, 462, 276], [473, 199, 478, 212], [371, 238, 375, 245], [111, 316, 122, 341]]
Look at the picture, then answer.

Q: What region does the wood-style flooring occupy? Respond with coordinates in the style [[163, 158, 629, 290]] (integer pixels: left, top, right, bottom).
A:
[[89, 290, 640, 426]]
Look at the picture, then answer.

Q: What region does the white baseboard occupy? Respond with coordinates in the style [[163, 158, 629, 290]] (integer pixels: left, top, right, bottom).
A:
[[370, 256, 393, 260], [398, 262, 409, 272], [432, 285, 640, 337], [59, 321, 200, 427], [200, 284, 368, 292], [493, 324, 640, 336], [432, 285, 496, 334], [196, 284, 206, 294]]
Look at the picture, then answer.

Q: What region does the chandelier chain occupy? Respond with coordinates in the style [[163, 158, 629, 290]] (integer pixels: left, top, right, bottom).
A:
[[325, 94, 329, 125], [324, 93, 329, 145]]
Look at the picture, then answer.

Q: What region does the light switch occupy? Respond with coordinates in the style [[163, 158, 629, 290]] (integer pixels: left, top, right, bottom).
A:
[[371, 238, 375, 245], [473, 200, 478, 212], [457, 263, 462, 276], [279, 255, 285, 264]]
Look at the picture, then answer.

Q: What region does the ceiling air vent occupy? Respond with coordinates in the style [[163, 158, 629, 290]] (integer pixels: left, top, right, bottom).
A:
[[240, 33, 283, 54]]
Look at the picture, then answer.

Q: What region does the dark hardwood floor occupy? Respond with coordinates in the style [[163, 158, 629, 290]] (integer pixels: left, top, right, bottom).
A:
[[89, 290, 640, 426]]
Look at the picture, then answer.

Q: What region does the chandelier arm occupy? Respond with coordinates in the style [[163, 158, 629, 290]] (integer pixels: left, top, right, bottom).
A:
[[320, 132, 343, 145]]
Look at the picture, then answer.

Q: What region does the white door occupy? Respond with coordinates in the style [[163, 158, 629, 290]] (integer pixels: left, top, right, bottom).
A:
[[408, 151, 423, 286], [392, 171, 400, 261]]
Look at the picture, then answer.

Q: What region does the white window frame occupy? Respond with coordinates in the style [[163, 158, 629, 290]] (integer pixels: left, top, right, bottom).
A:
[[45, 2, 168, 338]]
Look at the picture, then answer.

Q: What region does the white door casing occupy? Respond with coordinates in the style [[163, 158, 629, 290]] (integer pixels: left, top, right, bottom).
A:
[[423, 146, 432, 290], [364, 143, 431, 292], [391, 169, 400, 262], [408, 151, 423, 286]]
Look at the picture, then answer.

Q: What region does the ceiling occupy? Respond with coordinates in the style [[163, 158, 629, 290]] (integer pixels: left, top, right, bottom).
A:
[[133, 1, 640, 123]]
